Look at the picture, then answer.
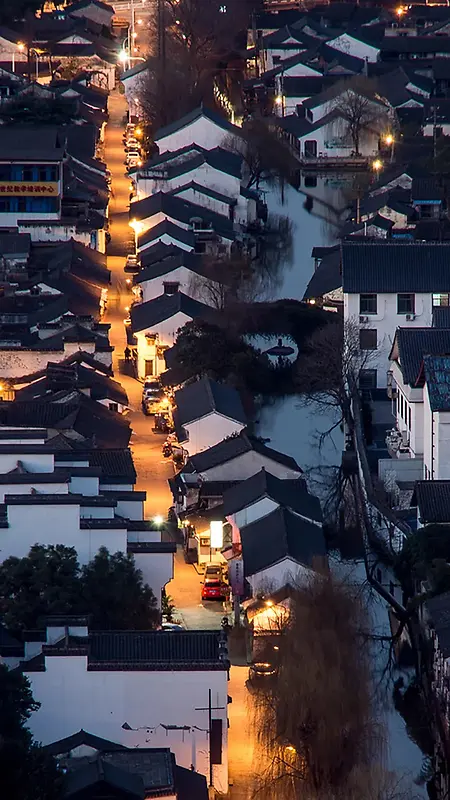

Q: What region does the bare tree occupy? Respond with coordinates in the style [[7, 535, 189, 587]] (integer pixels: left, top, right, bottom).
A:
[[187, 253, 254, 309], [329, 78, 392, 156], [251, 573, 419, 800], [224, 118, 296, 190], [294, 317, 373, 439]]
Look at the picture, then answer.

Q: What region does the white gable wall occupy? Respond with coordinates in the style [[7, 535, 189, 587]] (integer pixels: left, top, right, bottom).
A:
[[199, 450, 302, 481], [344, 295, 435, 388], [229, 496, 279, 529], [326, 34, 379, 62], [139, 266, 220, 304], [26, 657, 229, 793], [181, 413, 246, 455], [133, 551, 174, 604], [156, 116, 241, 154], [135, 162, 240, 202], [247, 556, 313, 594]]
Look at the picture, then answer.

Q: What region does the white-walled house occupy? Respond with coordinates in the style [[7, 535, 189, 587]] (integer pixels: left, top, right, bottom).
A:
[[280, 110, 380, 160], [130, 292, 219, 380], [172, 377, 247, 455], [120, 61, 150, 118], [240, 505, 326, 595], [222, 468, 322, 550], [185, 433, 303, 482], [0, 430, 174, 603], [342, 242, 450, 389], [388, 327, 450, 467], [134, 251, 225, 306], [326, 31, 381, 63], [41, 732, 209, 800], [130, 145, 243, 203], [422, 355, 450, 481], [154, 107, 243, 155], [130, 192, 236, 256], [19, 621, 230, 793]]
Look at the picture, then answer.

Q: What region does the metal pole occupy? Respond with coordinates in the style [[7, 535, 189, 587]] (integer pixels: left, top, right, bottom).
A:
[[208, 688, 213, 788], [130, 0, 135, 55], [35, 52, 38, 81], [12, 51, 14, 72]]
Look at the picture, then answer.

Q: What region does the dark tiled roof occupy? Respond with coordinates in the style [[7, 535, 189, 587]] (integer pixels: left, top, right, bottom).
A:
[[130, 292, 219, 333], [43, 729, 124, 756], [138, 220, 195, 250], [0, 127, 65, 160], [135, 252, 205, 284], [65, 757, 145, 799], [303, 250, 341, 300], [0, 233, 31, 256], [130, 192, 235, 239], [412, 177, 443, 202], [188, 432, 302, 475], [393, 327, 450, 385], [222, 469, 322, 522], [101, 749, 174, 795], [424, 355, 450, 411], [154, 106, 240, 142], [241, 506, 326, 577], [139, 242, 184, 266], [381, 36, 450, 54], [341, 242, 450, 293], [415, 480, 450, 523], [433, 307, 450, 329], [86, 630, 227, 670], [56, 448, 137, 482], [174, 378, 246, 427], [198, 480, 241, 498]]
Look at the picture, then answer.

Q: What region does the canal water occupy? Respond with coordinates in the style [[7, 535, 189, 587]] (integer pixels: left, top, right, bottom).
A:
[[255, 177, 427, 794]]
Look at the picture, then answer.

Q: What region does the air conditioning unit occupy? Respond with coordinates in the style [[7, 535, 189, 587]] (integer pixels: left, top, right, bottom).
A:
[[359, 315, 369, 323], [406, 313, 416, 321]]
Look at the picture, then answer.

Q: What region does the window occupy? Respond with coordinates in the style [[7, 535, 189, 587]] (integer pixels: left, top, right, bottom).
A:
[[360, 293, 377, 314], [194, 241, 206, 254], [163, 282, 179, 295], [433, 293, 450, 307], [109, 402, 118, 412], [359, 369, 377, 389], [359, 329, 377, 350], [0, 165, 10, 180], [304, 174, 317, 188], [144, 360, 153, 376], [397, 293, 415, 314], [304, 140, 317, 158], [22, 168, 33, 182]]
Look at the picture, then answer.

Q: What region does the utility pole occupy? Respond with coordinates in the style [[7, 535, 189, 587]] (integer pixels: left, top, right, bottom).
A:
[[433, 104, 437, 172], [194, 690, 225, 790], [157, 0, 167, 125]]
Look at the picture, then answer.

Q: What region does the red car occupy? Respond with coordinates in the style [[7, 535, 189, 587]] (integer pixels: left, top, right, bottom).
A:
[[202, 580, 227, 601]]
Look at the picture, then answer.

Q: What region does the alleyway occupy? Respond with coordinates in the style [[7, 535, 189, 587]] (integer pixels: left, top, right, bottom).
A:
[[104, 89, 256, 798], [105, 90, 173, 520]]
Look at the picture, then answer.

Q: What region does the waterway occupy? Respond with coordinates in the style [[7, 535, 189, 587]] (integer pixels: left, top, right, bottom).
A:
[[255, 177, 428, 795]]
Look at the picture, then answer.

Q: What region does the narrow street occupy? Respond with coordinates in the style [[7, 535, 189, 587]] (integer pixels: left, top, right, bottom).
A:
[[105, 89, 173, 520], [104, 89, 256, 798]]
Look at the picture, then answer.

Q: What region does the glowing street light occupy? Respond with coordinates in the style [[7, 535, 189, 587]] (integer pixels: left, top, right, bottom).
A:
[[153, 515, 164, 526], [384, 133, 394, 146], [118, 49, 128, 64], [372, 159, 382, 173], [275, 95, 283, 105]]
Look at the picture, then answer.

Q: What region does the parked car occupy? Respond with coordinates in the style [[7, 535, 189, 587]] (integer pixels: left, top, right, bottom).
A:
[[161, 622, 184, 631], [201, 563, 228, 601], [142, 379, 165, 414], [124, 254, 139, 274]]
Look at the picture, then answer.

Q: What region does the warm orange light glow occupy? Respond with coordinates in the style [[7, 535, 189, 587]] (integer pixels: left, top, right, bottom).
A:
[[372, 159, 382, 172], [384, 133, 394, 146]]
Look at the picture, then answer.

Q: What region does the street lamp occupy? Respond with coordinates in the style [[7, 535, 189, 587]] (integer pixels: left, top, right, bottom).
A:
[[372, 158, 382, 174]]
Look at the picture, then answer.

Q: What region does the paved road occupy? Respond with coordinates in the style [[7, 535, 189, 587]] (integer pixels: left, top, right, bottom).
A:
[[104, 88, 256, 798]]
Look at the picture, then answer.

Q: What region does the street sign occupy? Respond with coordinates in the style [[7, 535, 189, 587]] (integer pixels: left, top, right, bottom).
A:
[[229, 559, 244, 597]]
